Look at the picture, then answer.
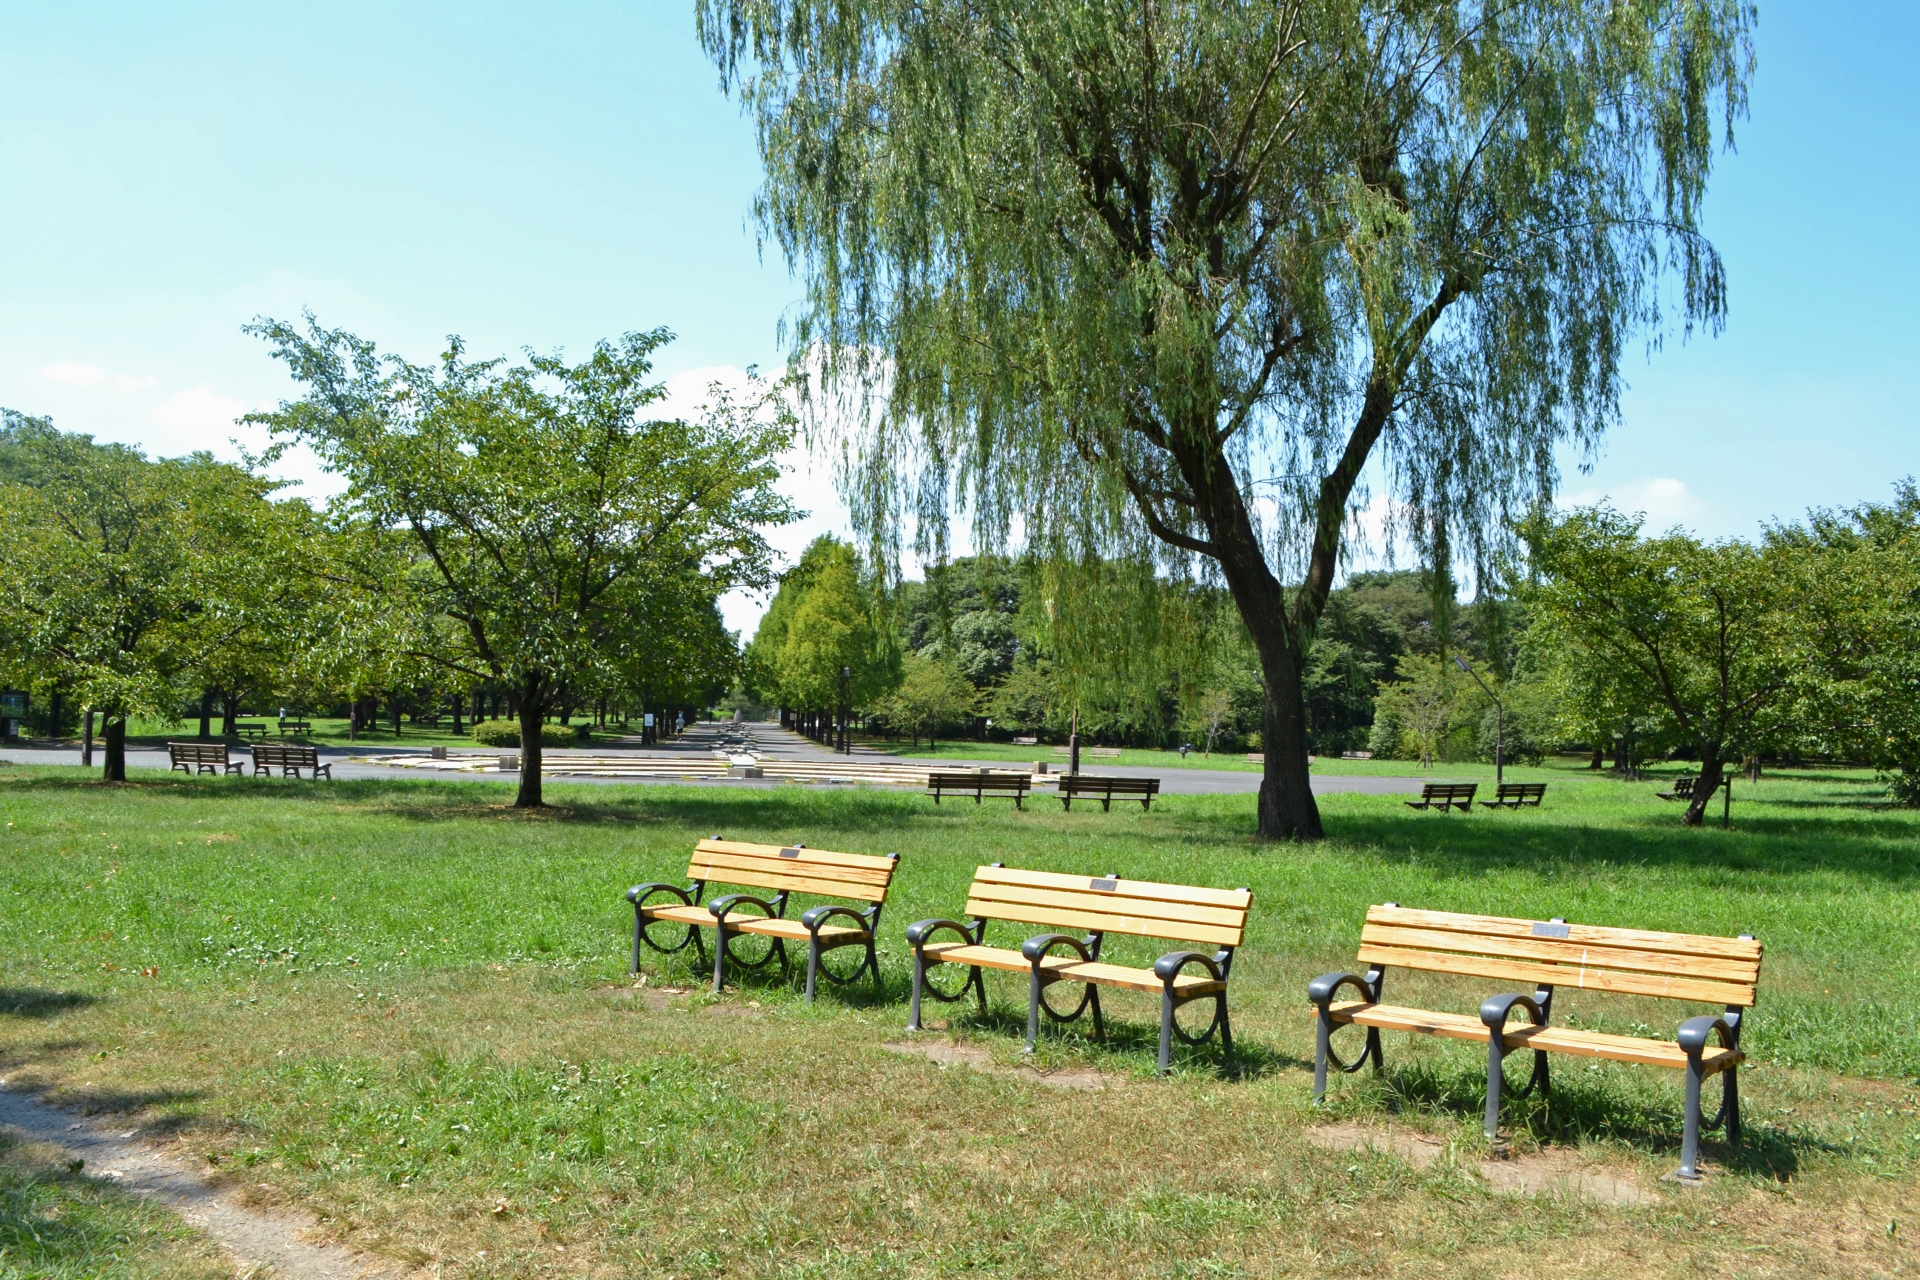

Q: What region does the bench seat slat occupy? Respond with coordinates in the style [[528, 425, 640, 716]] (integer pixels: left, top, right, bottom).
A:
[[1325, 1001, 1743, 1074], [1057, 961, 1224, 996], [919, 942, 1075, 974], [968, 881, 1251, 929], [641, 903, 868, 942], [974, 865, 1252, 911], [686, 864, 888, 902], [694, 840, 900, 872], [1355, 942, 1756, 1006], [1369, 905, 1762, 962], [1359, 923, 1761, 983], [964, 898, 1244, 947]]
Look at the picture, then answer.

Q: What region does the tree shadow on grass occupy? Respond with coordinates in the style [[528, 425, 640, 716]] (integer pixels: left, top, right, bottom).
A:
[[0, 990, 96, 1018], [1331, 1059, 1826, 1183]]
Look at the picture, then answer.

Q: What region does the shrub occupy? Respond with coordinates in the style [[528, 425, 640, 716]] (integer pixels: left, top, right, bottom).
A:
[[472, 720, 580, 748]]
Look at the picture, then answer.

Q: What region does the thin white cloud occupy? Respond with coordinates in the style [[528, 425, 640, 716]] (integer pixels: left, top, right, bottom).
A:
[[152, 387, 250, 439], [1565, 475, 1704, 532], [43, 361, 106, 386], [113, 374, 159, 390]]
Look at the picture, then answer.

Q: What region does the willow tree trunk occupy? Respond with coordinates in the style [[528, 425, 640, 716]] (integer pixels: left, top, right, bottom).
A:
[[101, 715, 127, 783], [516, 679, 548, 807]]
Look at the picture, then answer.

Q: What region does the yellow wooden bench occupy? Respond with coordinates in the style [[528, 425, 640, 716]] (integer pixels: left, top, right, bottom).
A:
[[1309, 904, 1761, 1180], [906, 863, 1253, 1071], [627, 839, 899, 1001]]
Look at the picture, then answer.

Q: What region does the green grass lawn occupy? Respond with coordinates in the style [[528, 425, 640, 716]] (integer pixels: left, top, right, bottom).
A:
[[0, 765, 1916, 1277]]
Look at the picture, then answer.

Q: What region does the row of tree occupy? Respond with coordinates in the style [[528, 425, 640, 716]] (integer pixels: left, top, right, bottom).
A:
[[0, 318, 796, 806]]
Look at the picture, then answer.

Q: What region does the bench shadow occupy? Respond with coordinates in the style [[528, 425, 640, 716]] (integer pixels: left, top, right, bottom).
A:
[[0, 990, 97, 1019], [1349, 1060, 1821, 1183]]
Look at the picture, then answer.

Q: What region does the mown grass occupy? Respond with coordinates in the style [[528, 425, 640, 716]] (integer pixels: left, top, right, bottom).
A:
[[1, 765, 1917, 1277], [0, 1130, 228, 1279]]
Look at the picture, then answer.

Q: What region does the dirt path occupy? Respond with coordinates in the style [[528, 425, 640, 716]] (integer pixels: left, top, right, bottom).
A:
[[0, 1082, 404, 1279]]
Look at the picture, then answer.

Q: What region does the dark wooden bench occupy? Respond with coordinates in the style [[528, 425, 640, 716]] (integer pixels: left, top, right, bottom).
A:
[[1309, 904, 1762, 1181], [232, 722, 270, 740], [1405, 782, 1477, 811], [1482, 782, 1546, 809], [1658, 775, 1698, 800], [277, 718, 313, 736], [1053, 745, 1121, 759], [906, 863, 1252, 1072], [167, 742, 241, 776], [927, 770, 1031, 808], [628, 838, 899, 1001], [1057, 774, 1160, 811], [250, 743, 332, 779]]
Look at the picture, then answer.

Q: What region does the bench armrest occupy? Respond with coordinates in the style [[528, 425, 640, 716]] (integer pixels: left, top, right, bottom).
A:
[[1479, 992, 1546, 1031], [709, 893, 782, 924], [800, 904, 870, 935], [1308, 971, 1377, 1010], [905, 918, 974, 948], [1676, 1013, 1737, 1057], [1020, 933, 1093, 964], [1153, 950, 1223, 985], [627, 882, 692, 908]]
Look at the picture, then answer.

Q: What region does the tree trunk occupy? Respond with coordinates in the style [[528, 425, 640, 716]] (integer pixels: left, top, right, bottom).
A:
[[199, 689, 215, 740], [82, 708, 94, 766], [1683, 754, 1725, 827], [221, 690, 238, 737], [450, 693, 464, 734], [102, 714, 126, 782], [516, 680, 547, 808]]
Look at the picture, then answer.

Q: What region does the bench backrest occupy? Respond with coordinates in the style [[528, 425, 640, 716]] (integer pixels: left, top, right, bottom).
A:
[[1495, 782, 1545, 797], [169, 742, 227, 762], [685, 838, 898, 904], [930, 771, 1026, 787], [1422, 782, 1475, 797], [1060, 775, 1157, 792], [1356, 905, 1761, 1007], [254, 744, 319, 765], [964, 865, 1251, 949]]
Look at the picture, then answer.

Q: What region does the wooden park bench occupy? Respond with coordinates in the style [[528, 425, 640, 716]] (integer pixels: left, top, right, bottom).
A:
[[167, 742, 242, 776], [927, 770, 1032, 808], [1053, 745, 1122, 759], [1011, 735, 1038, 747], [277, 718, 313, 736], [250, 742, 332, 779], [1405, 782, 1477, 811], [1308, 904, 1761, 1181], [906, 864, 1252, 1071], [1481, 782, 1547, 809], [1057, 774, 1160, 812], [231, 721, 270, 740], [1658, 775, 1698, 801], [627, 839, 899, 1001]]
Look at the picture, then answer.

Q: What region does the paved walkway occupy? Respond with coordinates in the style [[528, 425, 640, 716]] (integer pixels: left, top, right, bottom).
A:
[[0, 725, 1433, 797]]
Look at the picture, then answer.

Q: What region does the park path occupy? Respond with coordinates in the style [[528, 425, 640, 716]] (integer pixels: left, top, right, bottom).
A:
[[0, 1082, 404, 1279]]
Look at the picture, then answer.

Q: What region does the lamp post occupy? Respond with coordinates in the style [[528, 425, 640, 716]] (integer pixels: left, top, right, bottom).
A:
[[838, 665, 851, 755], [1453, 655, 1503, 789]]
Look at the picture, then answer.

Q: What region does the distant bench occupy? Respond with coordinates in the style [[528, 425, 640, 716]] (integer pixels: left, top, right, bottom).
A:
[[1310, 904, 1761, 1181], [231, 722, 270, 741], [1057, 774, 1160, 812], [1658, 776, 1698, 801], [927, 770, 1032, 808], [251, 743, 331, 779], [1053, 746, 1121, 759], [168, 742, 241, 776], [1482, 782, 1546, 809], [1405, 782, 1476, 812]]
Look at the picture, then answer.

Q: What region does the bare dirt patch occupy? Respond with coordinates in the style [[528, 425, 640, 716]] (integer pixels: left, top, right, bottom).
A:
[[883, 1038, 1124, 1091], [600, 982, 692, 1013], [0, 1083, 407, 1278], [1305, 1121, 1653, 1205]]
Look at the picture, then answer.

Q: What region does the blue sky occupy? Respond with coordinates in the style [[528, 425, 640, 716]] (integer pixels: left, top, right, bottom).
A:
[[2, 2, 1915, 633]]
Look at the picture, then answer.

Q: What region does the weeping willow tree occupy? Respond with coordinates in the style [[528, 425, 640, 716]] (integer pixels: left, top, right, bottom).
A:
[[700, 0, 1754, 837]]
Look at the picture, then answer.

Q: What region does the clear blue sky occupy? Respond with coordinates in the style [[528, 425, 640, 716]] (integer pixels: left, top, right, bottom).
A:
[[3, 2, 1915, 631]]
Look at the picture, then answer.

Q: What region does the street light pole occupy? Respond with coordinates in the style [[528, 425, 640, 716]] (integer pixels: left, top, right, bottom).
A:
[[1454, 655, 1503, 789]]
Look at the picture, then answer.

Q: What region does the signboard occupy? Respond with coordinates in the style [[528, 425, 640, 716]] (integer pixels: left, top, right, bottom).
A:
[[0, 691, 26, 718], [643, 713, 654, 727]]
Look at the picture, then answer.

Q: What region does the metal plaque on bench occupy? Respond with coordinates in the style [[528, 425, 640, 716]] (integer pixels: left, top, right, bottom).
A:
[[1531, 921, 1571, 938]]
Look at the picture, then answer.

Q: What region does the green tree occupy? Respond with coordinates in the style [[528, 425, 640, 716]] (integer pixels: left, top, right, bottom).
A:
[[250, 319, 795, 805], [701, 0, 1754, 838], [747, 537, 901, 735], [1527, 508, 1801, 825], [884, 651, 977, 749]]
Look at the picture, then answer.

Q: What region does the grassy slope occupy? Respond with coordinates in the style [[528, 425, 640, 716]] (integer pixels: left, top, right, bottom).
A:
[[0, 767, 1916, 1277]]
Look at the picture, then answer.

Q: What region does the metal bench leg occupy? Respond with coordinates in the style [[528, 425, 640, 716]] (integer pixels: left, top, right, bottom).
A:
[[1217, 994, 1233, 1061], [1312, 1009, 1333, 1102], [711, 926, 729, 993], [1724, 1066, 1741, 1148], [1157, 990, 1176, 1074], [804, 940, 820, 1004], [865, 938, 882, 994], [971, 965, 987, 1016], [1483, 1035, 1507, 1141], [1024, 972, 1043, 1053], [908, 950, 926, 1030], [1088, 985, 1105, 1041], [1679, 1057, 1706, 1180], [631, 907, 644, 975]]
